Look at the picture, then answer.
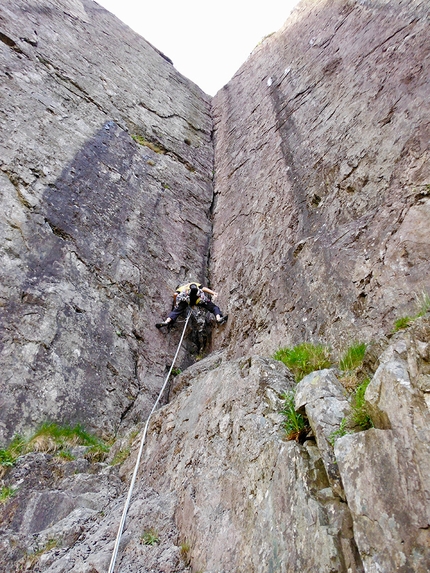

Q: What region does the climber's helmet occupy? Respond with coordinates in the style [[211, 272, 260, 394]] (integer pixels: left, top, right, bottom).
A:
[[189, 283, 198, 292]]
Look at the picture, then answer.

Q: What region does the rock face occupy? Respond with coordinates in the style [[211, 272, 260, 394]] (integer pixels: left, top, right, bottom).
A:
[[211, 0, 430, 358], [1, 1, 430, 573], [295, 368, 352, 499], [335, 316, 430, 573], [0, 449, 123, 572], [0, 355, 363, 573], [0, 0, 213, 442]]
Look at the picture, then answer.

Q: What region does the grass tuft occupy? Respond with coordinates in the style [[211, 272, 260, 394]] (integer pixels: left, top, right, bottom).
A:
[[393, 316, 413, 332], [0, 435, 25, 466], [328, 379, 373, 447], [351, 378, 373, 430], [23, 539, 59, 569], [27, 422, 109, 459], [56, 450, 75, 461], [280, 390, 310, 443], [339, 342, 367, 372], [0, 485, 17, 504], [180, 541, 191, 566], [0, 423, 110, 475], [393, 291, 430, 331], [273, 342, 331, 381], [141, 528, 160, 545]]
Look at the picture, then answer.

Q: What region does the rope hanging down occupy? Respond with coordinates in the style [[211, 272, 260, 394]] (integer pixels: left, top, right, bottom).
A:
[[108, 310, 192, 573]]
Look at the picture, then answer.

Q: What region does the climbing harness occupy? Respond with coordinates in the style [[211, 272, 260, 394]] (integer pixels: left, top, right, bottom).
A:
[[108, 309, 192, 573]]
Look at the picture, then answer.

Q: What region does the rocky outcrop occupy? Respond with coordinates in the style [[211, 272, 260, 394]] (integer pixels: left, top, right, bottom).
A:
[[292, 316, 430, 573], [0, 0, 213, 442], [335, 316, 430, 573], [211, 0, 430, 358], [0, 449, 123, 572], [295, 368, 351, 499], [0, 355, 363, 573], [1, 1, 429, 572]]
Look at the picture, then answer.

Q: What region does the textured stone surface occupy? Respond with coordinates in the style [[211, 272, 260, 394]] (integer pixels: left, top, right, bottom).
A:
[[295, 369, 351, 498], [0, 355, 360, 573], [0, 0, 213, 442], [1, 1, 429, 572], [335, 316, 430, 573], [0, 449, 122, 573], [210, 0, 430, 358]]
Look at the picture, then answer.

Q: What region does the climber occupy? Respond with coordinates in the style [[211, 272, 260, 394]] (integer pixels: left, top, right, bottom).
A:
[[156, 282, 228, 329]]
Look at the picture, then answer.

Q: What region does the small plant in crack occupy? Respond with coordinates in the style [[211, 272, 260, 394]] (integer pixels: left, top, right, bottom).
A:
[[141, 528, 160, 545], [328, 418, 350, 446], [21, 539, 59, 569], [329, 379, 374, 447], [180, 541, 191, 566], [280, 390, 311, 443], [131, 134, 166, 154], [0, 485, 17, 504], [350, 378, 373, 430]]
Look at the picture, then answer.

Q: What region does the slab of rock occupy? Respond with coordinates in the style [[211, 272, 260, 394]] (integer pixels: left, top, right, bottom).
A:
[[295, 368, 351, 499], [210, 0, 430, 358], [0, 450, 122, 573], [0, 0, 214, 443], [111, 356, 361, 573], [335, 428, 430, 573]]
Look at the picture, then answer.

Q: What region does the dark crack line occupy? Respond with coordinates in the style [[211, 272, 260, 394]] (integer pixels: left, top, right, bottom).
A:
[[138, 101, 208, 134], [357, 22, 416, 67], [227, 158, 250, 179], [36, 55, 107, 115]]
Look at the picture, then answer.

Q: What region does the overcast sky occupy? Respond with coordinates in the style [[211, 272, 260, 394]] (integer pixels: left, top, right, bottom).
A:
[[95, 0, 301, 96]]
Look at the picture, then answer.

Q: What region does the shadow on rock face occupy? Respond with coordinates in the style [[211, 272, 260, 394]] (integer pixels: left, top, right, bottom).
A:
[[1, 119, 211, 442]]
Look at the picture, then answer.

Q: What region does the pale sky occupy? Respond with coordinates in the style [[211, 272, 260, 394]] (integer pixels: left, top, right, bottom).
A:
[[95, 0, 301, 96]]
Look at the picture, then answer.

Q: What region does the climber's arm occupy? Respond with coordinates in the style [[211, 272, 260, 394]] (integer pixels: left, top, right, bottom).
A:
[[202, 287, 218, 298]]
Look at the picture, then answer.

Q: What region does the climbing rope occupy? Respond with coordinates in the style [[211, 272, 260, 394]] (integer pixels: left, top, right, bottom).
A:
[[108, 310, 192, 573]]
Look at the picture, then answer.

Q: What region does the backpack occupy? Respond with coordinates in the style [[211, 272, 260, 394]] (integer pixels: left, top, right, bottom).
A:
[[172, 281, 204, 308]]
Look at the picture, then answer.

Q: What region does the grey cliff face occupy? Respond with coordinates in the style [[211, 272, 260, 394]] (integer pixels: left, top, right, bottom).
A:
[[211, 0, 430, 358], [335, 317, 430, 573], [0, 1, 430, 573], [0, 0, 213, 442]]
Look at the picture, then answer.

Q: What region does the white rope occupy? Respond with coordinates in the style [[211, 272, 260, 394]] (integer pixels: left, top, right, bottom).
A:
[[108, 311, 192, 573]]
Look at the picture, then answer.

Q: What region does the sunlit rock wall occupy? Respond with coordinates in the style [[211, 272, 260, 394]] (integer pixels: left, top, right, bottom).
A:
[[211, 0, 430, 358]]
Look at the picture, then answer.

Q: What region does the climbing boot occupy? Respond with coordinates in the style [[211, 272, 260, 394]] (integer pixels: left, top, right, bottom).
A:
[[216, 315, 228, 325], [156, 321, 169, 329]]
